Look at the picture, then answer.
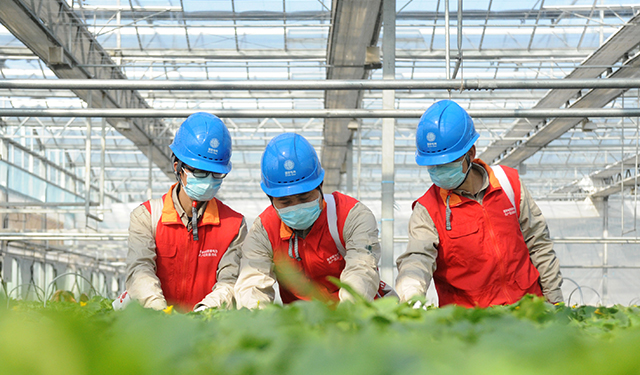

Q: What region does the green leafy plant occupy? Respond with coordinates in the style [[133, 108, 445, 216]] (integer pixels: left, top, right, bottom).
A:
[[1, 294, 640, 375]]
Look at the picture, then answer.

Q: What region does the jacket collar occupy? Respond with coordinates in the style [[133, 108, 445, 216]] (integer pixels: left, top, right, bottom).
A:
[[161, 183, 220, 226], [436, 158, 499, 207], [479, 159, 502, 190]]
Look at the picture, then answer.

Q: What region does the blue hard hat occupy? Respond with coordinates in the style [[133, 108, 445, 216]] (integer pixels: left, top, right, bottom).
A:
[[260, 133, 325, 197], [170, 112, 232, 173], [415, 100, 479, 166]]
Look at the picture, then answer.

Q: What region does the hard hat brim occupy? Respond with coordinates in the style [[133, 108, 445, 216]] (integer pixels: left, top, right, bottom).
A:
[[415, 132, 479, 166], [260, 169, 325, 198], [169, 144, 233, 174]]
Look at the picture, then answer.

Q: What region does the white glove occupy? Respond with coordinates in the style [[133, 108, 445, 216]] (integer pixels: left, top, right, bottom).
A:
[[411, 300, 428, 310], [193, 304, 208, 313], [112, 291, 131, 310]]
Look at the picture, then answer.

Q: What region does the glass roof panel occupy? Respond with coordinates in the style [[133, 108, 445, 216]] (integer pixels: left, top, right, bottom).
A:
[[1, 0, 639, 206]]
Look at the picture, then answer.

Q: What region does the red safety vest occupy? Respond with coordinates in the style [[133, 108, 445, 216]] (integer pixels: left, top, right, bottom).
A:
[[415, 160, 542, 308], [144, 184, 243, 311], [260, 192, 357, 303]]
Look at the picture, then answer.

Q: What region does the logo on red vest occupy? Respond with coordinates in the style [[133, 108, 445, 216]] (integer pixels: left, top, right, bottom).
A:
[[326, 253, 342, 264], [199, 249, 219, 257], [503, 207, 517, 216]]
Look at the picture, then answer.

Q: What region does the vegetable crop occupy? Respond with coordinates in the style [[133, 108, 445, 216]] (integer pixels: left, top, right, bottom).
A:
[[1, 294, 639, 375]]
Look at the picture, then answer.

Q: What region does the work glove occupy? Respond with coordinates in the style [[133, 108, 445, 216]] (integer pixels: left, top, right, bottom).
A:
[[112, 291, 132, 310], [408, 295, 429, 310], [193, 304, 209, 313]]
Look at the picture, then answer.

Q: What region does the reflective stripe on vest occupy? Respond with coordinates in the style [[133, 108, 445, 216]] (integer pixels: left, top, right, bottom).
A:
[[415, 160, 542, 308], [492, 165, 516, 212], [144, 184, 243, 311], [325, 193, 398, 299]]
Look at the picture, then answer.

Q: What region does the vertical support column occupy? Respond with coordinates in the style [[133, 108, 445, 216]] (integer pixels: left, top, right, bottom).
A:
[[621, 93, 626, 233], [0, 244, 6, 296], [635, 88, 640, 232], [346, 139, 353, 195], [116, 0, 122, 66], [357, 122, 362, 201], [381, 0, 396, 284], [84, 94, 92, 227], [444, 0, 451, 79], [100, 95, 106, 210], [347, 119, 359, 196], [0, 139, 8, 231], [148, 141, 153, 200], [451, 0, 463, 79], [457, 0, 463, 54], [602, 196, 609, 306], [599, 6, 604, 45], [20, 260, 30, 299]]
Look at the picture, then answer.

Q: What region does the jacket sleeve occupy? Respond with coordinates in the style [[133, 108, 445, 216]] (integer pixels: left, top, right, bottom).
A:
[[234, 217, 277, 309], [195, 218, 248, 310], [339, 202, 381, 302], [519, 181, 564, 303], [125, 204, 167, 310], [395, 203, 439, 303]]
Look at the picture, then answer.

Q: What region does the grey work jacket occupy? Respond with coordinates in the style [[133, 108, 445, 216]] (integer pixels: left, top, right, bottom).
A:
[[125, 185, 247, 310], [395, 162, 564, 304], [234, 201, 381, 309]]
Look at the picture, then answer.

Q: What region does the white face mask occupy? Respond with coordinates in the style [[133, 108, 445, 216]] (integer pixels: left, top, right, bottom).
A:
[[182, 172, 222, 201], [275, 196, 323, 230], [427, 154, 471, 190]]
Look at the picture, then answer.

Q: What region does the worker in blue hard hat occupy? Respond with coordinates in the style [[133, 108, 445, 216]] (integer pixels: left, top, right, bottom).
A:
[[123, 112, 247, 312], [234, 133, 394, 309], [395, 100, 563, 308]]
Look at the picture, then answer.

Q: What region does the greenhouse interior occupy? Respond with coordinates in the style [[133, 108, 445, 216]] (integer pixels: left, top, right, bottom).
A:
[[1, 0, 640, 310]]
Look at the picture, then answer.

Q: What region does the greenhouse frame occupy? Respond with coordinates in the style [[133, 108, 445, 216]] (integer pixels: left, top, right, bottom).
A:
[[1, 0, 640, 306]]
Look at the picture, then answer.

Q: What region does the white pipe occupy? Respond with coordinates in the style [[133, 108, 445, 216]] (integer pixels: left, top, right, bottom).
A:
[[445, 0, 450, 79], [84, 94, 92, 226], [381, 0, 396, 285], [2, 78, 640, 90], [1, 108, 640, 118]]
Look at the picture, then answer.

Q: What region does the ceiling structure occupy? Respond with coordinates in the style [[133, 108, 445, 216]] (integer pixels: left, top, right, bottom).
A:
[[0, 0, 174, 183], [0, 0, 639, 216], [322, 0, 382, 191]]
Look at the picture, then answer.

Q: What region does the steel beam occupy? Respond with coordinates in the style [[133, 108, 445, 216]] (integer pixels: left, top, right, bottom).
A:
[[0, 88, 547, 102], [2, 108, 640, 118], [480, 12, 640, 164], [322, 0, 383, 191], [552, 152, 640, 198], [0, 232, 127, 241], [0, 46, 594, 61], [380, 0, 395, 284], [112, 48, 327, 60], [61, 8, 638, 21], [0, 0, 173, 178], [117, 48, 592, 61], [4, 78, 640, 90], [496, 52, 640, 167]]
